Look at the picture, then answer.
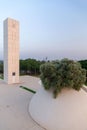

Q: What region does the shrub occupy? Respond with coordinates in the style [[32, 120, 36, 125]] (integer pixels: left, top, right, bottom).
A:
[[40, 58, 86, 98]]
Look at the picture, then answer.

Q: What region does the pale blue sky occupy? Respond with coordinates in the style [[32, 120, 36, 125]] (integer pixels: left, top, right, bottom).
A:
[[0, 0, 87, 60]]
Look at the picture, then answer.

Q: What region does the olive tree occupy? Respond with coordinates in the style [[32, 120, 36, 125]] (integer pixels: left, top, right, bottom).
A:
[[40, 59, 86, 98]]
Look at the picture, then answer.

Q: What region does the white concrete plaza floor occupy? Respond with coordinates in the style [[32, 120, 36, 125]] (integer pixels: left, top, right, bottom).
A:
[[0, 76, 46, 130]]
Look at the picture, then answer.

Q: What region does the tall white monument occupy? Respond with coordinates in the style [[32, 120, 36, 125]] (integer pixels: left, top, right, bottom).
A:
[[4, 18, 19, 84]]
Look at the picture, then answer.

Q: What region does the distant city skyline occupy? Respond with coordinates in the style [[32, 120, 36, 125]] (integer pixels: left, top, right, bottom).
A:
[[0, 0, 87, 60]]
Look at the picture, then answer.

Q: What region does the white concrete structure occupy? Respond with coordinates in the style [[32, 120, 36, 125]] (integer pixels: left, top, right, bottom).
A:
[[0, 76, 44, 130], [4, 18, 19, 84], [29, 86, 87, 130]]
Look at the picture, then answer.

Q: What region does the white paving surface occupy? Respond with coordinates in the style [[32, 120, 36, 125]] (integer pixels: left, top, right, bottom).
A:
[[0, 76, 45, 130], [29, 86, 87, 130]]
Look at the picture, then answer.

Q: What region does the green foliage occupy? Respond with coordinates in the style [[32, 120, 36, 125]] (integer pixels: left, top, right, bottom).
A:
[[79, 60, 87, 70], [20, 86, 36, 93], [40, 58, 86, 98], [0, 74, 3, 79], [0, 59, 45, 76], [20, 58, 44, 75], [79, 60, 87, 84], [0, 61, 3, 73]]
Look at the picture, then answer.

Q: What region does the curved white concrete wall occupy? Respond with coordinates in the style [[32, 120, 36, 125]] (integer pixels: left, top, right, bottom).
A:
[[29, 87, 87, 130]]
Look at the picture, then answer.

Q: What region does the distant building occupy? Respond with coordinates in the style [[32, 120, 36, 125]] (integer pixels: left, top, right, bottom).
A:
[[4, 18, 19, 84]]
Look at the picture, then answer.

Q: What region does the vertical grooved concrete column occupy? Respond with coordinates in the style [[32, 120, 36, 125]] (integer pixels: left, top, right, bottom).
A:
[[4, 18, 19, 84]]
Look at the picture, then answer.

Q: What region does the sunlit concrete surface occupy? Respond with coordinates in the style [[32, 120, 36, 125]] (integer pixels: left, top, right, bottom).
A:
[[29, 85, 87, 130], [0, 76, 45, 130]]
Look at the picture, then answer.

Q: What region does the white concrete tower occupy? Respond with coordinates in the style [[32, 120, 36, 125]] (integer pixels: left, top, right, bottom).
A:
[[4, 18, 19, 84]]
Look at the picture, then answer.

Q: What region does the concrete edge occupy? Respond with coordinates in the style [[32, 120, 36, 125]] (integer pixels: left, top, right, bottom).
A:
[[82, 85, 87, 92], [28, 101, 47, 130]]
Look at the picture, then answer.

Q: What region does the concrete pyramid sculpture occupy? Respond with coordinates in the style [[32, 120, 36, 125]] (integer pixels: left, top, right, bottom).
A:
[[29, 87, 87, 130]]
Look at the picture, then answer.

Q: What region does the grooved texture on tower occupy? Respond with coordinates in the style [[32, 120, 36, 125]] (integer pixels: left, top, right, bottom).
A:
[[4, 18, 19, 84]]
